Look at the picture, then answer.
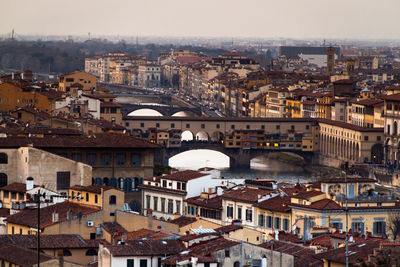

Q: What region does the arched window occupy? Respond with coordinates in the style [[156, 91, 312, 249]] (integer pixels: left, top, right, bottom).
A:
[[63, 249, 72, 256], [85, 249, 97, 256], [234, 261, 240, 267], [103, 177, 109, 186], [394, 121, 398, 136], [109, 195, 116, 205], [0, 173, 7, 188], [0, 153, 7, 164]]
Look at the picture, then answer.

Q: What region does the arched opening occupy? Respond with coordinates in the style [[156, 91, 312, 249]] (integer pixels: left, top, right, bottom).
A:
[[103, 177, 109, 186], [63, 249, 72, 256], [109, 178, 118, 188], [134, 177, 139, 190], [0, 173, 7, 188], [94, 177, 103, 185], [171, 111, 198, 117], [0, 153, 8, 164], [195, 131, 209, 142], [394, 121, 398, 136], [109, 195, 116, 205], [371, 144, 384, 164], [124, 178, 133, 192], [181, 130, 194, 142], [127, 108, 163, 117], [169, 149, 229, 169], [211, 131, 224, 143], [355, 143, 360, 162], [234, 261, 240, 267], [85, 249, 97, 256]]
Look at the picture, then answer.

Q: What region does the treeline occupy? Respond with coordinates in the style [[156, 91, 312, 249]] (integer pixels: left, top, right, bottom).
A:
[[0, 39, 228, 74]]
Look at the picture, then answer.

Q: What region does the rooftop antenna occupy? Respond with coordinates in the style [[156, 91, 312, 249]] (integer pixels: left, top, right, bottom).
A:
[[231, 37, 234, 48], [11, 29, 14, 40], [323, 39, 326, 46], [136, 35, 139, 49], [88, 32, 91, 41]]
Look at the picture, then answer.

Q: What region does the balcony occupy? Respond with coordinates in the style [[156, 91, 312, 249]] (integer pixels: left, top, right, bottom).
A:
[[335, 194, 396, 203]]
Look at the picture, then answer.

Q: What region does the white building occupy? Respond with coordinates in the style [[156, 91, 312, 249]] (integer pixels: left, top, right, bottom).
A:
[[138, 64, 161, 88], [141, 170, 224, 220]]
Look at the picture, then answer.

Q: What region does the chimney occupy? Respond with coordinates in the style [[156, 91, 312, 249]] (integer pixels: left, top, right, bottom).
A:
[[26, 177, 34, 191], [52, 211, 59, 223]]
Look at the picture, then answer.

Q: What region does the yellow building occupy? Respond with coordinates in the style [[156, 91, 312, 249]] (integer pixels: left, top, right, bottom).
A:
[[68, 184, 124, 210], [59, 70, 97, 93], [0, 82, 62, 113], [286, 98, 302, 118], [0, 182, 27, 209], [156, 131, 170, 147]]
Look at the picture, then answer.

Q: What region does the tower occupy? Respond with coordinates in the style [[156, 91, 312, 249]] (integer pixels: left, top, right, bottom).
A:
[[327, 46, 335, 75]]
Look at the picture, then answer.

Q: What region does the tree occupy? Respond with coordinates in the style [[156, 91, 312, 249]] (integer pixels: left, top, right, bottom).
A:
[[387, 212, 400, 240]]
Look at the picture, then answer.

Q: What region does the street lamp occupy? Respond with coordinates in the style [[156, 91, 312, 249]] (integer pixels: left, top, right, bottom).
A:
[[341, 170, 349, 267]]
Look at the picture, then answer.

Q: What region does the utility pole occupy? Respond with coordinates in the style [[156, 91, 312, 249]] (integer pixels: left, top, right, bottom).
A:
[[342, 170, 349, 267]]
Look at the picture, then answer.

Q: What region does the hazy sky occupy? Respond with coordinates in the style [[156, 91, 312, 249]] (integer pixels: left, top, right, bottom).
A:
[[1, 0, 400, 39]]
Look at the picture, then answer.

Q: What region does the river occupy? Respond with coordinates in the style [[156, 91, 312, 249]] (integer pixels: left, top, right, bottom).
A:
[[118, 95, 312, 183]]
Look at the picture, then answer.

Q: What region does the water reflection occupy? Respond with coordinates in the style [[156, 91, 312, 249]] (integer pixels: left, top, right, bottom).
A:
[[169, 150, 310, 183]]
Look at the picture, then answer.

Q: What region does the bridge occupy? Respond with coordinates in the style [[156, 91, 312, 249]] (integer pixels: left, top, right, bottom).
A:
[[121, 103, 203, 117], [125, 116, 319, 168], [161, 141, 315, 168]]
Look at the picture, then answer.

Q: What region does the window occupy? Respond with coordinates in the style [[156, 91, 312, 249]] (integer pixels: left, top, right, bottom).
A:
[[374, 221, 386, 236], [86, 193, 89, 202], [162, 180, 167, 187], [57, 172, 70, 190], [276, 125, 280, 130], [11, 226, 14, 234], [161, 198, 166, 212], [19, 228, 22, 234], [331, 221, 343, 230], [306, 125, 310, 130], [0, 153, 8, 164], [168, 199, 173, 214], [72, 153, 82, 162], [237, 206, 242, 220], [227, 206, 234, 218], [101, 153, 111, 166], [364, 136, 369, 141], [171, 123, 175, 128], [234, 261, 240, 267], [261, 125, 265, 130], [87, 153, 96, 166], [109, 195, 116, 205], [95, 195, 98, 204], [216, 124, 220, 129], [116, 153, 126, 166], [140, 123, 144, 127], [225, 250, 230, 257], [201, 124, 205, 129], [18, 192, 24, 200], [177, 182, 181, 190], [283, 218, 289, 231], [246, 209, 252, 222], [153, 196, 158, 211], [11, 192, 17, 199], [274, 217, 281, 230], [0, 173, 7, 188], [186, 123, 190, 128], [266, 216, 272, 228], [246, 125, 250, 129], [258, 214, 265, 227], [63, 249, 72, 256], [140, 259, 147, 267], [131, 154, 141, 166], [181, 183, 186, 191], [231, 125, 235, 129], [146, 195, 151, 209], [127, 259, 134, 267], [176, 200, 181, 214], [86, 249, 97, 256], [156, 123, 160, 127]]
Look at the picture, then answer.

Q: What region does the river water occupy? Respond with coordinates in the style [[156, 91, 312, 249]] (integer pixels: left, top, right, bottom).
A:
[[119, 95, 312, 183]]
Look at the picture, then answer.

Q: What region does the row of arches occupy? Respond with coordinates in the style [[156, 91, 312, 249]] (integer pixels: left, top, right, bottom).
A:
[[128, 108, 199, 117], [181, 130, 224, 142], [320, 134, 360, 162], [92, 177, 143, 192]]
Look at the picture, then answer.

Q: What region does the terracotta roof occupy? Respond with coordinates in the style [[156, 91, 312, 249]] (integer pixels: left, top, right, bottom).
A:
[[39, 89, 64, 100], [260, 241, 323, 267], [6, 201, 100, 228], [164, 237, 239, 265], [292, 190, 324, 200], [0, 244, 53, 267], [185, 195, 222, 210], [170, 216, 197, 227], [70, 184, 119, 194], [155, 170, 208, 182], [221, 186, 276, 203], [318, 118, 383, 132], [319, 177, 376, 183], [0, 182, 33, 193], [124, 229, 156, 240], [353, 99, 383, 106], [255, 196, 291, 212], [101, 222, 127, 235], [214, 224, 243, 234], [0, 133, 160, 149], [107, 239, 185, 257], [315, 239, 381, 264], [290, 198, 343, 211], [11, 106, 51, 120], [100, 102, 121, 108], [280, 184, 308, 196]]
